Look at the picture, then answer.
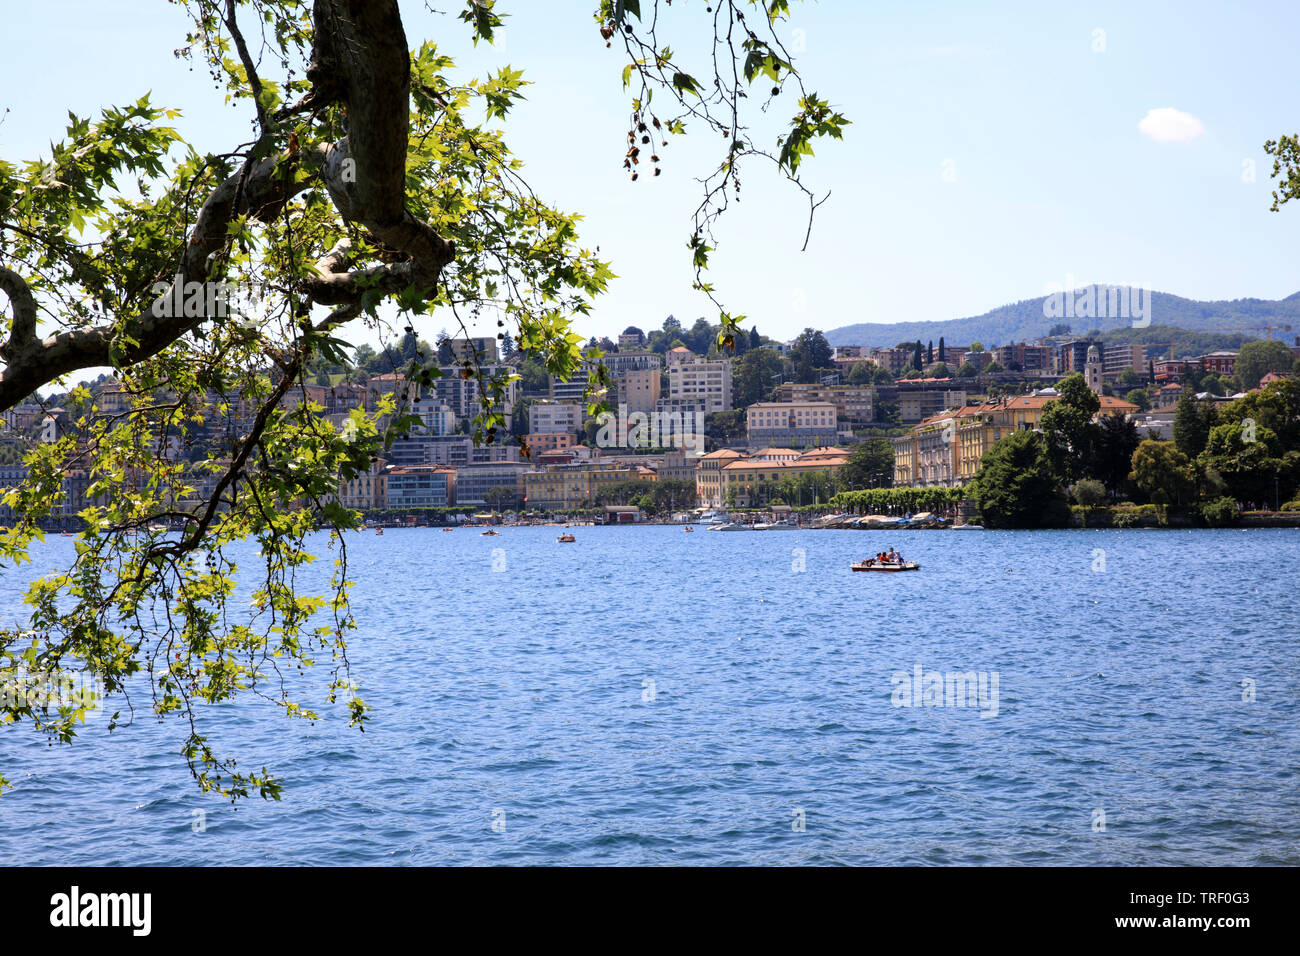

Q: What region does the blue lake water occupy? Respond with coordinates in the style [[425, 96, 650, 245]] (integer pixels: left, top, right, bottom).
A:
[[1, 525, 1297, 865]]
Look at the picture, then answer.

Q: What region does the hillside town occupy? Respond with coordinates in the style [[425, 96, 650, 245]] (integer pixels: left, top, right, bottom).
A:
[[5, 320, 1299, 526]]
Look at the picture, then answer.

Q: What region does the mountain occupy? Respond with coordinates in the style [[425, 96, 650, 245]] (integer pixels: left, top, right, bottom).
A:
[[823, 287, 1300, 349]]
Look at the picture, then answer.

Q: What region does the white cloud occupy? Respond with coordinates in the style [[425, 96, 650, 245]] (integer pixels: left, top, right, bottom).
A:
[[1138, 107, 1206, 143]]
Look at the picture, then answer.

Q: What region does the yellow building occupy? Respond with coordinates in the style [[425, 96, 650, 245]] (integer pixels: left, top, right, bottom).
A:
[[522, 460, 656, 509], [695, 448, 744, 508], [891, 391, 1139, 487], [716, 446, 850, 507], [338, 459, 388, 510]]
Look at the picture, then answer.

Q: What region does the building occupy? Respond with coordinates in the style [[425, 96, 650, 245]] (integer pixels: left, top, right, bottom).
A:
[[1200, 351, 1238, 375], [618, 327, 646, 349], [429, 364, 519, 420], [422, 435, 523, 466], [994, 343, 1055, 374], [602, 349, 662, 374], [1153, 359, 1188, 385], [667, 356, 732, 413], [93, 378, 133, 416], [897, 387, 967, 425], [869, 347, 914, 376], [337, 459, 388, 510], [745, 401, 838, 449], [528, 400, 583, 435], [524, 432, 576, 456], [771, 384, 874, 426], [454, 461, 532, 507], [695, 448, 745, 508], [613, 366, 661, 414], [665, 346, 695, 366], [0, 464, 28, 523], [714, 446, 851, 507], [1102, 344, 1148, 379], [891, 390, 1140, 486], [447, 337, 499, 364], [385, 465, 457, 508], [1055, 339, 1103, 375], [386, 403, 459, 466], [1084, 344, 1104, 395], [522, 460, 656, 510], [652, 449, 701, 484]]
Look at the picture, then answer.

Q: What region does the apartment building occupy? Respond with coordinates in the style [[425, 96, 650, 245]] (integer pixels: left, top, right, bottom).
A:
[[529, 400, 583, 435], [667, 356, 732, 413], [447, 337, 499, 364], [614, 366, 662, 414], [1102, 344, 1149, 379], [771, 383, 874, 426], [994, 343, 1055, 374], [386, 465, 457, 508], [524, 432, 576, 456], [897, 387, 967, 424], [602, 349, 662, 374], [338, 459, 388, 510], [454, 461, 532, 507]]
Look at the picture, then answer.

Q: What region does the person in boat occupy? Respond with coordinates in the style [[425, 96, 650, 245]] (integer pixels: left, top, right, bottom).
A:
[[886, 547, 896, 563]]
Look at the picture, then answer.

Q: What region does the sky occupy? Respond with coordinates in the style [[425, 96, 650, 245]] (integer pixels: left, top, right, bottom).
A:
[[3, 0, 1300, 349]]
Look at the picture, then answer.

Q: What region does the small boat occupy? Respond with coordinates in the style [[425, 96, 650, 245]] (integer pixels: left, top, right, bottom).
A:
[[481, 529, 500, 536], [375, 528, 384, 536], [683, 525, 694, 533], [440, 527, 454, 532], [557, 533, 576, 543], [951, 523, 983, 530], [60, 531, 75, 537], [851, 559, 920, 572]]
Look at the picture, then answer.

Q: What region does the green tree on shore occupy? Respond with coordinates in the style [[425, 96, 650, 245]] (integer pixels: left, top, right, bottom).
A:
[[1130, 440, 1194, 508], [841, 438, 894, 489], [969, 430, 1069, 528]]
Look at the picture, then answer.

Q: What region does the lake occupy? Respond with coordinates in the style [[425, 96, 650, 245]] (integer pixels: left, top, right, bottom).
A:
[[1, 525, 1296, 865]]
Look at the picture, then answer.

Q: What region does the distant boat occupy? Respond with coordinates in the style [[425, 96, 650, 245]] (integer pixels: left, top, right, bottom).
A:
[[951, 524, 984, 530], [712, 522, 749, 531], [440, 527, 454, 532], [375, 528, 384, 536], [683, 525, 694, 533], [753, 520, 798, 530], [852, 559, 920, 572], [481, 529, 500, 536], [557, 533, 576, 543]]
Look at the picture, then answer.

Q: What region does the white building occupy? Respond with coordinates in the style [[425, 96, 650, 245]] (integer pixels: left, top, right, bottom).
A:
[[529, 400, 584, 435], [666, 356, 732, 413]]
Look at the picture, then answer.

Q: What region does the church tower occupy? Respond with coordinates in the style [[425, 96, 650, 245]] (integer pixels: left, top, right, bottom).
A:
[[1084, 343, 1104, 396]]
